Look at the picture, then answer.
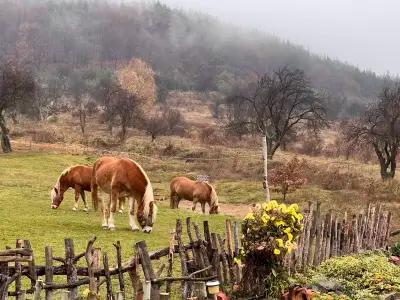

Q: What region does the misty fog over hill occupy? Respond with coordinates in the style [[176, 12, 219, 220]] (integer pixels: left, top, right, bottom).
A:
[[0, 0, 393, 118]]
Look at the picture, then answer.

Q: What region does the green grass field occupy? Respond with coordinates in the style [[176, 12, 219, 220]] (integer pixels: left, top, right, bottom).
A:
[[0, 152, 233, 298]]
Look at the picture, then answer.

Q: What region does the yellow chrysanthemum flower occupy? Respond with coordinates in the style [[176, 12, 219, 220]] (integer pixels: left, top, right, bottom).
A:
[[276, 239, 284, 248], [244, 212, 255, 220], [274, 248, 281, 255], [274, 220, 286, 227]]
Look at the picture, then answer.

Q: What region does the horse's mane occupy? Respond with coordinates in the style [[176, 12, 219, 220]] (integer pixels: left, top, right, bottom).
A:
[[204, 182, 219, 208], [51, 166, 73, 200], [128, 159, 156, 220]]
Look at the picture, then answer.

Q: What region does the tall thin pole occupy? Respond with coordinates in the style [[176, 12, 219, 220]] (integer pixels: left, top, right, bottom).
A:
[[262, 135, 271, 202]]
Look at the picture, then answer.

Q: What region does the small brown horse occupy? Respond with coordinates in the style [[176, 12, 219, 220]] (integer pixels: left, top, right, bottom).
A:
[[170, 176, 219, 214], [51, 166, 92, 211], [51, 166, 125, 212], [91, 156, 157, 233]]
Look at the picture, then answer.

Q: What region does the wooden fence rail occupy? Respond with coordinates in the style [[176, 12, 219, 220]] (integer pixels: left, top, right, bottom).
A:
[[0, 203, 393, 299]]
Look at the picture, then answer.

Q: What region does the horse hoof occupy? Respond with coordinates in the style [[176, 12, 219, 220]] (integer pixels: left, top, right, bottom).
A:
[[72, 207, 77, 211], [118, 209, 124, 214], [102, 225, 109, 230], [109, 226, 116, 231], [83, 208, 89, 212], [131, 227, 140, 232]]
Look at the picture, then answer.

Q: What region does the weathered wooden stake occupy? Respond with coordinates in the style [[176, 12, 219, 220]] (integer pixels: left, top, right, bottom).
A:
[[64, 239, 78, 300]]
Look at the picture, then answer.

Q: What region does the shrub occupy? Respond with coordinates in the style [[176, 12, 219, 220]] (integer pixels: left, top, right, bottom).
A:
[[308, 253, 400, 299], [391, 242, 400, 257], [29, 130, 63, 143], [270, 157, 307, 201], [199, 127, 227, 145], [238, 201, 303, 298]]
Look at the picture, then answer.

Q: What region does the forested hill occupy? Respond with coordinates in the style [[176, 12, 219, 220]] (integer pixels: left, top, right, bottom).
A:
[[0, 0, 388, 117]]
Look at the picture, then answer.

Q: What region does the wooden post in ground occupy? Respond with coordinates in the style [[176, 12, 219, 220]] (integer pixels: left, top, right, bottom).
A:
[[217, 234, 229, 284], [233, 221, 239, 257], [64, 238, 78, 300], [203, 221, 212, 261], [210, 233, 222, 283], [15, 239, 23, 300], [136, 241, 159, 300], [24, 240, 37, 293], [0, 274, 10, 300], [166, 231, 175, 294], [85, 237, 100, 300], [176, 219, 190, 299], [113, 241, 125, 299], [262, 135, 271, 202], [45, 246, 54, 300], [33, 280, 43, 300], [103, 252, 115, 300]]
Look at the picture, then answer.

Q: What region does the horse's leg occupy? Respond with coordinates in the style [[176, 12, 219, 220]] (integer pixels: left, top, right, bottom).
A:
[[73, 185, 81, 211], [201, 202, 206, 214], [102, 197, 109, 229], [108, 188, 118, 230], [118, 197, 125, 213], [128, 197, 139, 231], [192, 197, 199, 212], [80, 190, 88, 212]]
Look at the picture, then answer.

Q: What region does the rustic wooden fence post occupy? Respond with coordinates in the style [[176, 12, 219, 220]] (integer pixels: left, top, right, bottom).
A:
[[65, 238, 78, 300], [176, 219, 190, 299], [103, 252, 115, 300], [113, 241, 125, 299], [15, 239, 24, 300], [136, 241, 159, 300], [45, 246, 54, 300]]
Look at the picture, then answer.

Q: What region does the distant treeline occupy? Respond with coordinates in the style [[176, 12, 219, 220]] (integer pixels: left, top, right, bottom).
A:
[[0, 0, 392, 118]]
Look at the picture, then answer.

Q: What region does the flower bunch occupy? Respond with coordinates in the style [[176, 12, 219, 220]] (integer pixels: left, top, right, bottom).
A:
[[241, 200, 303, 260]]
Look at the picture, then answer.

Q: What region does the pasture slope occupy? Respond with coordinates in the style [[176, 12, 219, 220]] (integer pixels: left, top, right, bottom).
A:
[[0, 152, 231, 261]]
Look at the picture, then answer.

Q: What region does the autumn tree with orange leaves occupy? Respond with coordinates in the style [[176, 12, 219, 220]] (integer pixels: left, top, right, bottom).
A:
[[115, 58, 156, 141]]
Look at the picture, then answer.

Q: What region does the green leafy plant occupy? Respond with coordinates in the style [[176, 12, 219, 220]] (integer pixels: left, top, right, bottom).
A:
[[307, 252, 400, 299], [391, 242, 400, 257]]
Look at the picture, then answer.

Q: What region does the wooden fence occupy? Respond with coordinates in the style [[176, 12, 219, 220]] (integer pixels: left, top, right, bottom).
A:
[[0, 203, 393, 299], [285, 202, 392, 272], [0, 218, 242, 300]]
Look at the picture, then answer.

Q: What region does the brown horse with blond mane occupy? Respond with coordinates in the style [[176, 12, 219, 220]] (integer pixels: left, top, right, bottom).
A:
[[51, 166, 126, 212], [170, 176, 219, 214], [51, 165, 92, 211], [91, 156, 157, 233]]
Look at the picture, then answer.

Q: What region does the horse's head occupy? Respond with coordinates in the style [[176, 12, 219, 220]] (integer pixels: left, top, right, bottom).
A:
[[206, 183, 220, 215], [209, 204, 219, 214], [50, 185, 63, 209], [137, 201, 158, 233]]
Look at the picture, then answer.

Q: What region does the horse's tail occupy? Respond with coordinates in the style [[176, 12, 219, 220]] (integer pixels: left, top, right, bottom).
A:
[[91, 161, 99, 211], [205, 182, 219, 214]]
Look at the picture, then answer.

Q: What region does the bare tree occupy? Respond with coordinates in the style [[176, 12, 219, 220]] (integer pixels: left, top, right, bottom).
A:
[[143, 108, 185, 142], [226, 67, 326, 159], [0, 61, 36, 152], [345, 83, 400, 180]]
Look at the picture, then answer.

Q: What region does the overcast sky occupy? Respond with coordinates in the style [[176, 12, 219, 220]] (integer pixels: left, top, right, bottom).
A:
[[153, 0, 399, 76]]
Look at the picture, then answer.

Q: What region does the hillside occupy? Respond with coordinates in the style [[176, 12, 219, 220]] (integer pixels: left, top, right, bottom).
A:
[[0, 0, 390, 118]]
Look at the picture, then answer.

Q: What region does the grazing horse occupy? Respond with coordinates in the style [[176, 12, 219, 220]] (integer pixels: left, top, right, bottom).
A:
[[91, 156, 157, 233], [170, 176, 219, 214], [50, 166, 92, 211], [51, 166, 126, 212]]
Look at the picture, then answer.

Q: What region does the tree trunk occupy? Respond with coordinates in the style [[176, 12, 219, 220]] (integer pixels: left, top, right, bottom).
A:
[[0, 114, 12, 153], [79, 109, 86, 135], [262, 135, 271, 202], [374, 143, 397, 181]]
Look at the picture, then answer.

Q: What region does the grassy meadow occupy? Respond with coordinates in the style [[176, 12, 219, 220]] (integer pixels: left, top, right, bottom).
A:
[[0, 151, 233, 260]]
